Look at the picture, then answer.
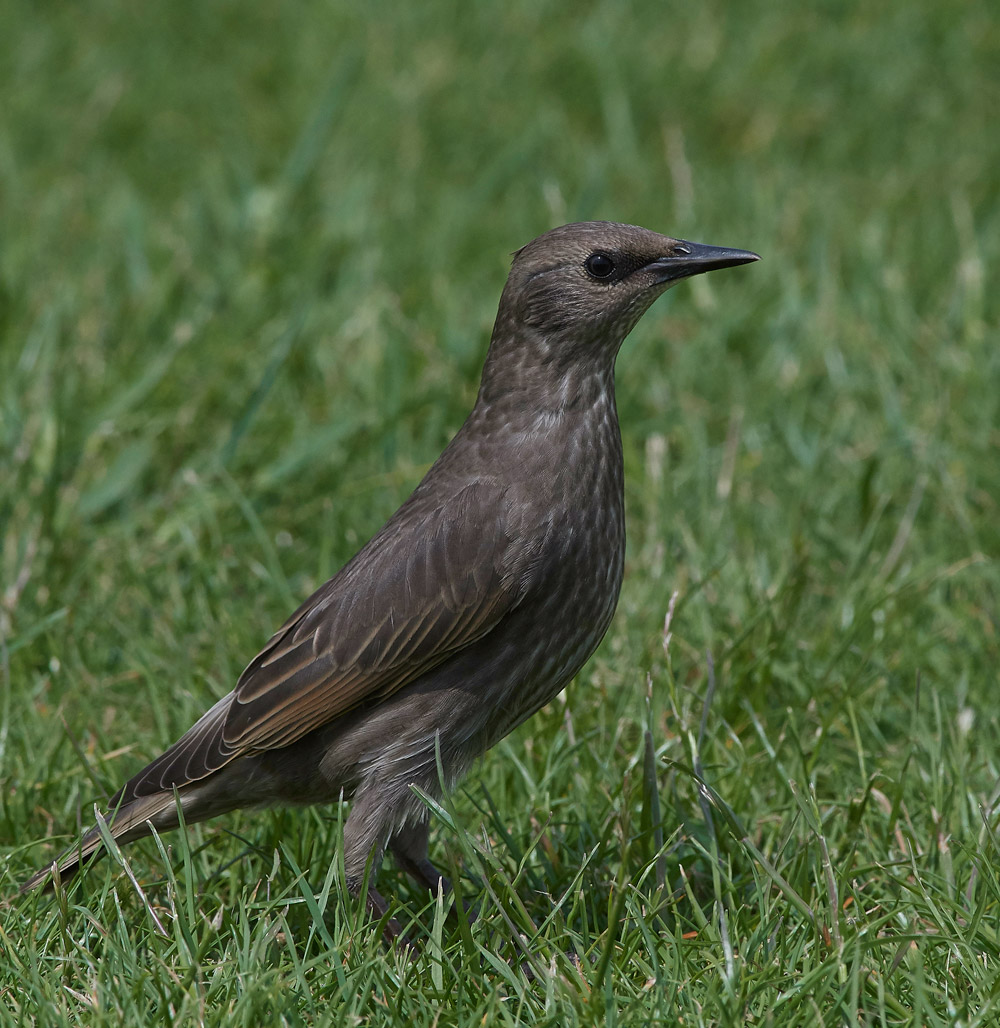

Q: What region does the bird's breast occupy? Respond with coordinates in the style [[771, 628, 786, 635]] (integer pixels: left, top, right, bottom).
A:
[[507, 397, 626, 684]]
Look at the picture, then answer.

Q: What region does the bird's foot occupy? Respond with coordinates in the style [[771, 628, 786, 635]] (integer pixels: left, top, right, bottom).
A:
[[365, 884, 417, 953], [394, 854, 481, 925]]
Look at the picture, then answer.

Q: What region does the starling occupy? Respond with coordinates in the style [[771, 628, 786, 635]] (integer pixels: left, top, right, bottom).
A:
[[24, 222, 758, 924]]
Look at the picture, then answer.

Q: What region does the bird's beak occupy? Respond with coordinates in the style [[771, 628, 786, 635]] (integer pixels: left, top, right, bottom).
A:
[[645, 241, 761, 284]]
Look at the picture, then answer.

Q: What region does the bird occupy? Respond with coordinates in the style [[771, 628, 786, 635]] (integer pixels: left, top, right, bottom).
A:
[[23, 221, 758, 930]]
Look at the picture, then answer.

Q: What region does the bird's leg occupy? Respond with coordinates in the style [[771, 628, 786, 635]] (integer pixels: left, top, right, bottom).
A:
[[362, 882, 415, 951], [342, 801, 415, 947], [390, 818, 481, 924], [389, 819, 452, 897], [343, 867, 414, 949]]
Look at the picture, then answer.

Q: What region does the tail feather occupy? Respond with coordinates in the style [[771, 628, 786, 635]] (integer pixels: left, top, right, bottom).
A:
[[20, 791, 184, 894]]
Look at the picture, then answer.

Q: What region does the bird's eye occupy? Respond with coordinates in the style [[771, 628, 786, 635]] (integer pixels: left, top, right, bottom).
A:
[[584, 253, 616, 279]]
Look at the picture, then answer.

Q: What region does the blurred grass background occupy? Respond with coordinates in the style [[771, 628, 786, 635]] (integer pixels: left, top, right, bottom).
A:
[[1, 0, 998, 1024]]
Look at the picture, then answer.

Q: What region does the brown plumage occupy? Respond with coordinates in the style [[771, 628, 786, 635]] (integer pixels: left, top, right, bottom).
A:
[[23, 222, 758, 919]]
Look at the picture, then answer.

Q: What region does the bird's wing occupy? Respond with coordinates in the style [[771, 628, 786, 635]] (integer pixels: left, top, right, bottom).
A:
[[120, 478, 536, 799]]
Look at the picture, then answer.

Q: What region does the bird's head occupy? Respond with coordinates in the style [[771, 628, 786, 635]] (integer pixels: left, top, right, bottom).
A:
[[500, 221, 759, 357]]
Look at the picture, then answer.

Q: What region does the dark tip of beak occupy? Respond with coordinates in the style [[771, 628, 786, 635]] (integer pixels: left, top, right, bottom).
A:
[[646, 240, 761, 283]]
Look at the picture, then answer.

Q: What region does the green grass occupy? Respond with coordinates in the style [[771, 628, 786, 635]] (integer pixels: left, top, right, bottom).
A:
[[2, 0, 999, 1023]]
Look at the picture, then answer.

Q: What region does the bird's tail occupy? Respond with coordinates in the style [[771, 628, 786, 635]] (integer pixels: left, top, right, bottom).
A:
[[20, 791, 184, 894]]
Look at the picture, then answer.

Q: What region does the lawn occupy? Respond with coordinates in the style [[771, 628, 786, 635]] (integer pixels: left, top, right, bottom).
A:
[[2, 1, 999, 1024]]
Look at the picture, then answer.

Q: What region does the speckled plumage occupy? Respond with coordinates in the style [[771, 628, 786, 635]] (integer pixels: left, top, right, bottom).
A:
[[24, 222, 758, 913]]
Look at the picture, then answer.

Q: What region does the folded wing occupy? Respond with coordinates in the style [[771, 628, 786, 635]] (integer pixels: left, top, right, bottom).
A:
[[118, 478, 532, 804]]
